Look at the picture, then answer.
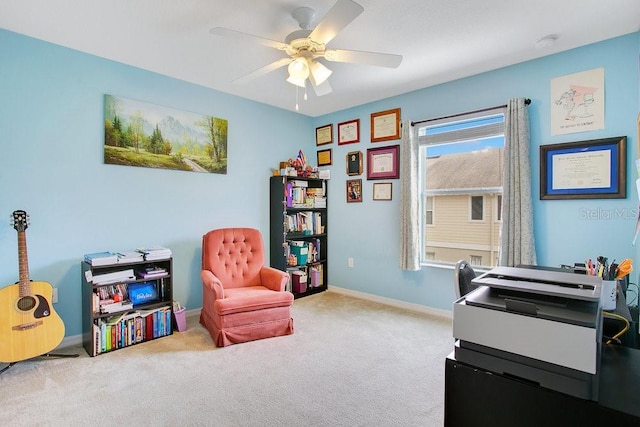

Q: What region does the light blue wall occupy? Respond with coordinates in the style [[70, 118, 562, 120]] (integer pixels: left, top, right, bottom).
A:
[[0, 29, 313, 337], [1, 29, 638, 339], [314, 33, 640, 311]]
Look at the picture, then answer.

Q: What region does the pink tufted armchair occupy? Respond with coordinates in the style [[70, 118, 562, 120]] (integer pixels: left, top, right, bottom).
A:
[[199, 228, 294, 346]]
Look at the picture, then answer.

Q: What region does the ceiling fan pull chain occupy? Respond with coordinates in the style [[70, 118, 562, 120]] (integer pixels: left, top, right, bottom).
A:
[[295, 86, 299, 111]]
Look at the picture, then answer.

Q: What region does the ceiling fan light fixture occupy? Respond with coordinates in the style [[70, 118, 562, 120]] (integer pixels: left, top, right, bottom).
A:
[[309, 60, 332, 85], [288, 57, 310, 80]]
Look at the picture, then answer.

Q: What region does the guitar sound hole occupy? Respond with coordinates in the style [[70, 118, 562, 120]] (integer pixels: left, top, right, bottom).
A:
[[17, 296, 36, 312]]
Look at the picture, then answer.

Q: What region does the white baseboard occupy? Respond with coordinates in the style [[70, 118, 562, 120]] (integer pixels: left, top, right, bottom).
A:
[[327, 286, 453, 320]]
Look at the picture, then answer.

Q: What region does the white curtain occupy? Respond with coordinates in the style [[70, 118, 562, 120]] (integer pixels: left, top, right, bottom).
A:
[[399, 120, 420, 271], [499, 98, 537, 266]]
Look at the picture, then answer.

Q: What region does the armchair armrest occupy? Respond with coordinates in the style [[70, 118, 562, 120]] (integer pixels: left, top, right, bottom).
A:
[[201, 269, 224, 299], [260, 266, 289, 292]]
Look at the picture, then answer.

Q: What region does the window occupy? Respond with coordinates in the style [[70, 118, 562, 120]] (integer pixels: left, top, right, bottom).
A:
[[417, 108, 505, 268], [426, 196, 434, 225], [470, 196, 484, 221]]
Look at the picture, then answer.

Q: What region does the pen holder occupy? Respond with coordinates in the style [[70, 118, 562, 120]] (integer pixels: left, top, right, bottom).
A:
[[601, 280, 616, 311]]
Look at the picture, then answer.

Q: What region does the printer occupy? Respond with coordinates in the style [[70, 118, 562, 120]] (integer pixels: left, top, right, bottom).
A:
[[453, 266, 602, 400]]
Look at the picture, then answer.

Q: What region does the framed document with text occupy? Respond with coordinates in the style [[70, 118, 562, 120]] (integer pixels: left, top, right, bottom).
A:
[[367, 145, 399, 180], [338, 119, 360, 145], [370, 108, 400, 142], [373, 182, 392, 200], [316, 124, 333, 146], [540, 136, 626, 200]]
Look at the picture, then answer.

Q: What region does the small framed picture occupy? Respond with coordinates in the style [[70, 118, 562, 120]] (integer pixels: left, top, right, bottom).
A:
[[338, 119, 360, 145], [316, 124, 333, 146], [346, 179, 362, 203], [370, 108, 401, 142], [317, 148, 333, 166], [346, 151, 363, 176], [367, 145, 399, 180], [373, 182, 393, 200]]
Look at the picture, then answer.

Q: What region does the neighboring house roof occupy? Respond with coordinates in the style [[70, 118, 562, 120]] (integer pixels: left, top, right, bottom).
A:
[[426, 148, 503, 192]]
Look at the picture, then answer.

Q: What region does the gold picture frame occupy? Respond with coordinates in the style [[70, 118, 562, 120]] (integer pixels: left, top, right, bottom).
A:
[[370, 108, 401, 142], [316, 124, 333, 146]]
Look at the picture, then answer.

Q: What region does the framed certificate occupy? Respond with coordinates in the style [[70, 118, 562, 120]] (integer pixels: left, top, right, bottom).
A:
[[370, 108, 401, 142], [346, 151, 363, 176], [316, 124, 333, 146], [338, 119, 360, 145], [367, 145, 399, 180], [317, 148, 333, 166], [373, 182, 392, 200], [540, 136, 626, 199]]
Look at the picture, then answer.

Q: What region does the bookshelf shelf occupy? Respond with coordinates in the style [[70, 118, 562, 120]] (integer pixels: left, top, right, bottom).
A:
[[81, 257, 174, 356], [270, 176, 328, 299]]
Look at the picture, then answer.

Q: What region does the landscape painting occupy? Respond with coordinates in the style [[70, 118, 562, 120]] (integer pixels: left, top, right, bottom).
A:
[[104, 95, 228, 174]]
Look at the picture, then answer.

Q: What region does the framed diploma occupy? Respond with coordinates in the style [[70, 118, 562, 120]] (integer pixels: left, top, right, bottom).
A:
[[317, 148, 333, 166], [367, 145, 399, 180], [370, 108, 401, 142], [346, 151, 363, 176], [373, 182, 392, 201], [338, 119, 360, 145], [316, 124, 333, 146], [540, 136, 626, 200]]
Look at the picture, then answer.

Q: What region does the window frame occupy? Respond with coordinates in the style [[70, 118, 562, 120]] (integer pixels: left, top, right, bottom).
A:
[[417, 107, 505, 267]]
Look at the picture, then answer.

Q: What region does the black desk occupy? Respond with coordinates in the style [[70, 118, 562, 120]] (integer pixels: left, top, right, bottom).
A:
[[445, 345, 640, 426]]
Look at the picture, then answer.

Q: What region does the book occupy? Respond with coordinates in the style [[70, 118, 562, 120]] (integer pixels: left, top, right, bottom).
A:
[[84, 251, 118, 266], [100, 300, 133, 314], [116, 251, 144, 263], [92, 269, 135, 285], [136, 246, 172, 261]]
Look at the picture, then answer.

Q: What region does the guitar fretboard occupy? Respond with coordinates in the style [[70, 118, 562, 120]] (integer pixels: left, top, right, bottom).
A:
[[17, 231, 31, 298]]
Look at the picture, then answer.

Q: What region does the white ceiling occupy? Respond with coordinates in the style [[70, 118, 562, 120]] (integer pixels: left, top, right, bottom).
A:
[[1, 0, 638, 117]]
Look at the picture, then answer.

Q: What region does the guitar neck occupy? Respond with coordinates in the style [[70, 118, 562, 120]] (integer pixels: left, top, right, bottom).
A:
[[17, 231, 31, 297]]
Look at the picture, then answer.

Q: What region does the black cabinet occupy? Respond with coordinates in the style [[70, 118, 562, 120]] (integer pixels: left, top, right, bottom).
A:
[[270, 176, 328, 298]]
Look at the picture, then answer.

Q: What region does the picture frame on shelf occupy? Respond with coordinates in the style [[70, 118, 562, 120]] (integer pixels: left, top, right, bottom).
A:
[[367, 145, 399, 180], [338, 119, 360, 145], [370, 108, 401, 142], [373, 182, 393, 200], [346, 179, 362, 203], [317, 148, 333, 166], [346, 150, 363, 176], [540, 136, 626, 200], [316, 124, 333, 146]]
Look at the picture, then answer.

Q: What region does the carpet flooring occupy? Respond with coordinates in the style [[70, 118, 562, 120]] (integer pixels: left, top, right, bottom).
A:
[[0, 291, 453, 426]]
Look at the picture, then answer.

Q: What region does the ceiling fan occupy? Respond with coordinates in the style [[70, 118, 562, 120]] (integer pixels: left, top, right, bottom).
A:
[[209, 0, 402, 97]]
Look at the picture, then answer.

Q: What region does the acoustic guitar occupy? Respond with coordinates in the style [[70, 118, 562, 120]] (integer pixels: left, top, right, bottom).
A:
[[0, 210, 65, 363]]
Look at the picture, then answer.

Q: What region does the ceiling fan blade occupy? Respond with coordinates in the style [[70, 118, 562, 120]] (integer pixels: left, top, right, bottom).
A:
[[309, 0, 364, 45], [233, 57, 292, 84], [324, 48, 402, 68], [310, 77, 333, 97], [209, 27, 288, 51]]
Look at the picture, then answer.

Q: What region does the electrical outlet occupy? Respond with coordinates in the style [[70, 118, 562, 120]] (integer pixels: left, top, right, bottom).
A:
[[348, 258, 354, 268], [52, 288, 58, 303]]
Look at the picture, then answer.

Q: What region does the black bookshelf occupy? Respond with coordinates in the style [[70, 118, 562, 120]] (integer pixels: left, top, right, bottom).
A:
[[81, 257, 173, 356], [270, 176, 328, 298]]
